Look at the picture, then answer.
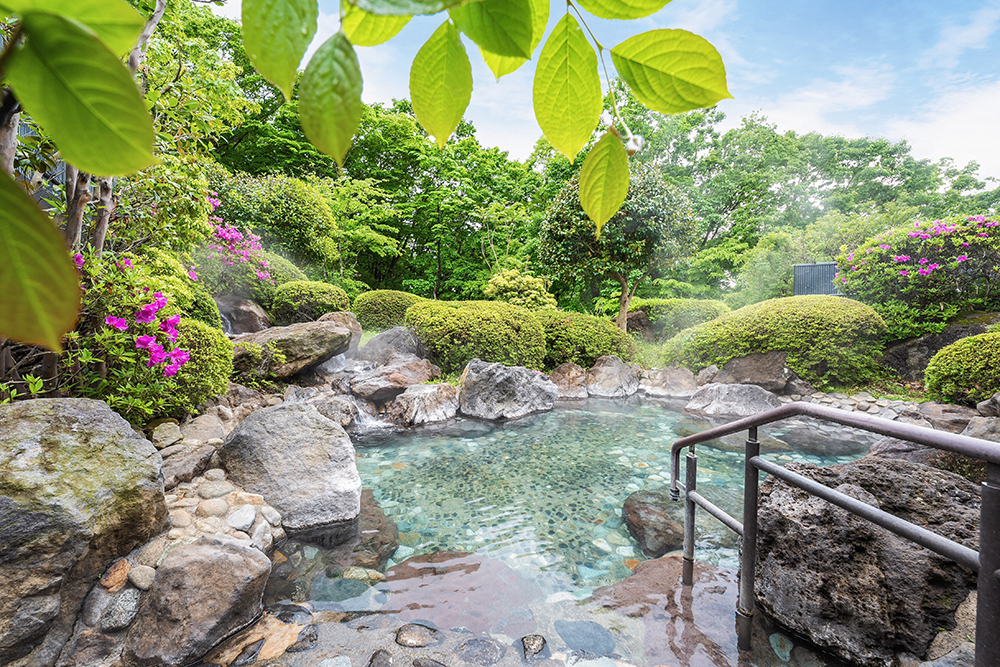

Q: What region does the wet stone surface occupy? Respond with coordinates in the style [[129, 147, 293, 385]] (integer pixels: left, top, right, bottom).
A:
[[396, 623, 444, 648]]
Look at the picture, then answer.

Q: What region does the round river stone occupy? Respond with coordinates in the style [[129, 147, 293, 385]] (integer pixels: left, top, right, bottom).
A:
[[395, 623, 442, 648]]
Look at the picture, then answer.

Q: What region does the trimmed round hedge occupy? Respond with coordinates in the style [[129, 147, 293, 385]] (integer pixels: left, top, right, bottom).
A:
[[194, 247, 307, 309], [354, 290, 424, 330], [484, 269, 557, 310], [271, 280, 350, 324], [925, 332, 1000, 405], [173, 318, 234, 415], [535, 309, 637, 369], [405, 300, 545, 374], [662, 295, 887, 387], [629, 298, 729, 339]]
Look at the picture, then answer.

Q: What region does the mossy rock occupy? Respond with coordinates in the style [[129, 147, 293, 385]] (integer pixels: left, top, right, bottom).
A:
[[271, 280, 350, 325], [535, 309, 637, 370], [662, 295, 887, 387], [925, 331, 1000, 405], [353, 290, 424, 330], [405, 300, 545, 374]]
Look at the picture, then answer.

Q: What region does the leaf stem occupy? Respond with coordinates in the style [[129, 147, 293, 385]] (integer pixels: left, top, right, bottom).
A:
[[565, 0, 632, 139]]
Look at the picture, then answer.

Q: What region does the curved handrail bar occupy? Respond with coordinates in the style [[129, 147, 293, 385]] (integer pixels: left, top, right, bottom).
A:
[[670, 401, 1000, 496]]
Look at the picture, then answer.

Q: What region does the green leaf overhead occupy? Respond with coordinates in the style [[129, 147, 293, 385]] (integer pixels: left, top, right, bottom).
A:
[[341, 4, 411, 46], [532, 14, 602, 160], [242, 0, 318, 100], [299, 31, 363, 168], [449, 0, 532, 59], [0, 0, 144, 55], [574, 0, 671, 20], [0, 171, 80, 351], [6, 11, 156, 176], [410, 20, 473, 149], [610, 29, 732, 114], [480, 0, 548, 79], [355, 0, 466, 17], [579, 130, 629, 236]]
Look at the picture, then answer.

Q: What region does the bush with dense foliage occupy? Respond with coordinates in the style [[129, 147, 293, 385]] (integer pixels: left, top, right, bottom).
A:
[[836, 215, 1000, 341], [353, 290, 424, 330], [134, 247, 221, 328], [271, 280, 350, 324], [535, 309, 637, 369], [405, 300, 545, 374], [173, 319, 234, 414], [629, 298, 730, 339], [662, 295, 887, 387], [484, 269, 558, 310], [194, 243, 307, 309], [925, 332, 1000, 405]]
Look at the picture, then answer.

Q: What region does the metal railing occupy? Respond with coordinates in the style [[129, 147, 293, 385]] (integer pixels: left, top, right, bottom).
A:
[[668, 401, 1000, 667]]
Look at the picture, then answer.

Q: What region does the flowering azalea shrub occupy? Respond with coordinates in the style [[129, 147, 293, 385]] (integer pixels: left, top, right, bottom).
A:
[[835, 215, 1000, 341], [60, 252, 230, 424]]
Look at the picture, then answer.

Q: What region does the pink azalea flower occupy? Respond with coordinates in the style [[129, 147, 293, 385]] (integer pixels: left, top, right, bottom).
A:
[[957, 255, 968, 262], [163, 363, 181, 377], [168, 348, 190, 366], [893, 255, 910, 262], [104, 316, 128, 332], [135, 305, 157, 325], [135, 335, 156, 349], [918, 258, 929, 265], [147, 343, 167, 366], [900, 270, 909, 276], [117, 258, 132, 270], [73, 254, 84, 268]]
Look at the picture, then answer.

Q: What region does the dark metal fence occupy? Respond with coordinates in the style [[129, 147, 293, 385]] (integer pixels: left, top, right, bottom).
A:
[[669, 402, 1000, 666], [793, 262, 841, 296]]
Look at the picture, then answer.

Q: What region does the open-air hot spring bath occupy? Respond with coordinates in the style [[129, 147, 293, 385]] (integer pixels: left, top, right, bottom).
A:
[[265, 400, 879, 667]]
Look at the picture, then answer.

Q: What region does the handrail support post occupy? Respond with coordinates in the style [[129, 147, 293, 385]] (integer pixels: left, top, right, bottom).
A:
[[737, 426, 760, 652], [683, 448, 697, 586], [976, 462, 1000, 667]]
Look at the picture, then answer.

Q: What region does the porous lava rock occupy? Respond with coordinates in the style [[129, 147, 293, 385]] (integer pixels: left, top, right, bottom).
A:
[[755, 458, 980, 666], [458, 359, 557, 420], [712, 351, 814, 395], [0, 399, 166, 667], [219, 403, 361, 532]]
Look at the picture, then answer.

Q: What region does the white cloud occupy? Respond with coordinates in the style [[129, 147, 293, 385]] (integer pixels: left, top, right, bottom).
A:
[[884, 77, 1000, 181], [919, 1, 1000, 70]]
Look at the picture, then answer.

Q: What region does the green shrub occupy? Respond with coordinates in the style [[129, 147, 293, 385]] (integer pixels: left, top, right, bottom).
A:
[[134, 248, 222, 329], [925, 332, 1000, 405], [173, 319, 234, 415], [662, 295, 887, 387], [836, 215, 1000, 340], [484, 269, 557, 310], [194, 246, 307, 309], [271, 280, 350, 324], [354, 290, 424, 330], [535, 309, 637, 369], [232, 340, 287, 391], [405, 300, 545, 374], [629, 298, 730, 339]]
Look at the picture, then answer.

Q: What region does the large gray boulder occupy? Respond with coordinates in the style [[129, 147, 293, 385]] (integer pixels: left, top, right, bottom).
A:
[[360, 327, 430, 366], [0, 399, 167, 667], [640, 366, 698, 399], [219, 403, 361, 531], [388, 384, 459, 426], [882, 312, 1000, 381], [712, 351, 814, 395], [756, 458, 980, 666], [232, 321, 352, 378], [977, 392, 1000, 417], [213, 295, 270, 335], [350, 353, 441, 404], [918, 402, 979, 434], [318, 311, 364, 358], [123, 535, 270, 667], [459, 359, 557, 420], [550, 362, 588, 399], [586, 355, 642, 398], [683, 383, 781, 418], [622, 491, 683, 558]]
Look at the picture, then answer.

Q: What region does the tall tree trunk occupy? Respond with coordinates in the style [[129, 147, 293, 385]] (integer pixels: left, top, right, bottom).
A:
[[90, 176, 114, 256], [615, 274, 630, 331], [0, 110, 19, 177], [128, 0, 167, 78], [64, 171, 92, 251]]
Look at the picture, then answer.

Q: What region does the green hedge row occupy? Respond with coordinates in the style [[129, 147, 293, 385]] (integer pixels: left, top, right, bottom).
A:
[[271, 281, 350, 325], [535, 309, 637, 369], [628, 298, 729, 339], [353, 289, 425, 330]]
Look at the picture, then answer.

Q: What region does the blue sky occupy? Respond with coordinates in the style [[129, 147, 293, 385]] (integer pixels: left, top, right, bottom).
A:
[[214, 0, 1000, 182]]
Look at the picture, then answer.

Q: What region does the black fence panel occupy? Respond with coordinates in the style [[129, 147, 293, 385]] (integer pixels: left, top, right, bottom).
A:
[[794, 262, 841, 296]]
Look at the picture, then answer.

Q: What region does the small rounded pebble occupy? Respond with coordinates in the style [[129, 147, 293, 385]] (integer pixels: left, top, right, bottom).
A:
[[169, 509, 193, 527], [198, 480, 236, 499], [395, 623, 442, 648], [454, 638, 506, 666], [367, 649, 392, 667], [194, 517, 226, 534], [196, 499, 229, 518], [261, 506, 282, 526], [100, 587, 141, 632], [128, 565, 156, 591], [413, 659, 447, 667], [203, 468, 226, 481], [206, 437, 224, 446], [226, 505, 257, 532]]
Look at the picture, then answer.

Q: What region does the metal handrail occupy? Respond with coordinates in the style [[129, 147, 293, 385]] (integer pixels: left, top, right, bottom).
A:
[[668, 400, 1000, 667]]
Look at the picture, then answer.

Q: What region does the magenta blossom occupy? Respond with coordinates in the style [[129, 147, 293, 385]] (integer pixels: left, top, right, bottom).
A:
[[104, 316, 128, 332], [135, 335, 156, 350], [879, 244, 890, 250], [918, 258, 929, 265], [135, 305, 158, 325], [163, 364, 181, 377], [893, 255, 910, 262], [168, 348, 190, 366], [900, 270, 909, 276], [117, 258, 133, 270], [188, 267, 198, 281], [74, 254, 84, 268], [957, 255, 968, 262], [147, 343, 167, 366]]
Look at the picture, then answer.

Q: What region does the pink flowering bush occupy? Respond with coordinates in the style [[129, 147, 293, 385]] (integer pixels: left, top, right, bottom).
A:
[[60, 252, 230, 423], [836, 215, 1000, 341]]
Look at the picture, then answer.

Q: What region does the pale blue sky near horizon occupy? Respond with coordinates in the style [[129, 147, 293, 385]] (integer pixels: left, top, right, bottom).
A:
[[213, 0, 1000, 183]]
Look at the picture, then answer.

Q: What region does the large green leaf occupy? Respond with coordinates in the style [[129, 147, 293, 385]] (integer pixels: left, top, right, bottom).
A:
[[242, 0, 318, 100], [356, 0, 466, 17], [0, 0, 144, 54], [611, 29, 732, 114], [6, 11, 155, 176], [480, 0, 548, 79], [299, 31, 363, 168], [0, 172, 80, 351], [574, 0, 671, 20], [342, 4, 410, 46], [410, 21, 472, 149], [532, 14, 601, 160], [450, 0, 532, 59], [579, 131, 629, 236]]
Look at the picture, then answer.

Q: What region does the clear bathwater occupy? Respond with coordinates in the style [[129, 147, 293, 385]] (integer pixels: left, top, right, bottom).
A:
[[351, 399, 875, 599]]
